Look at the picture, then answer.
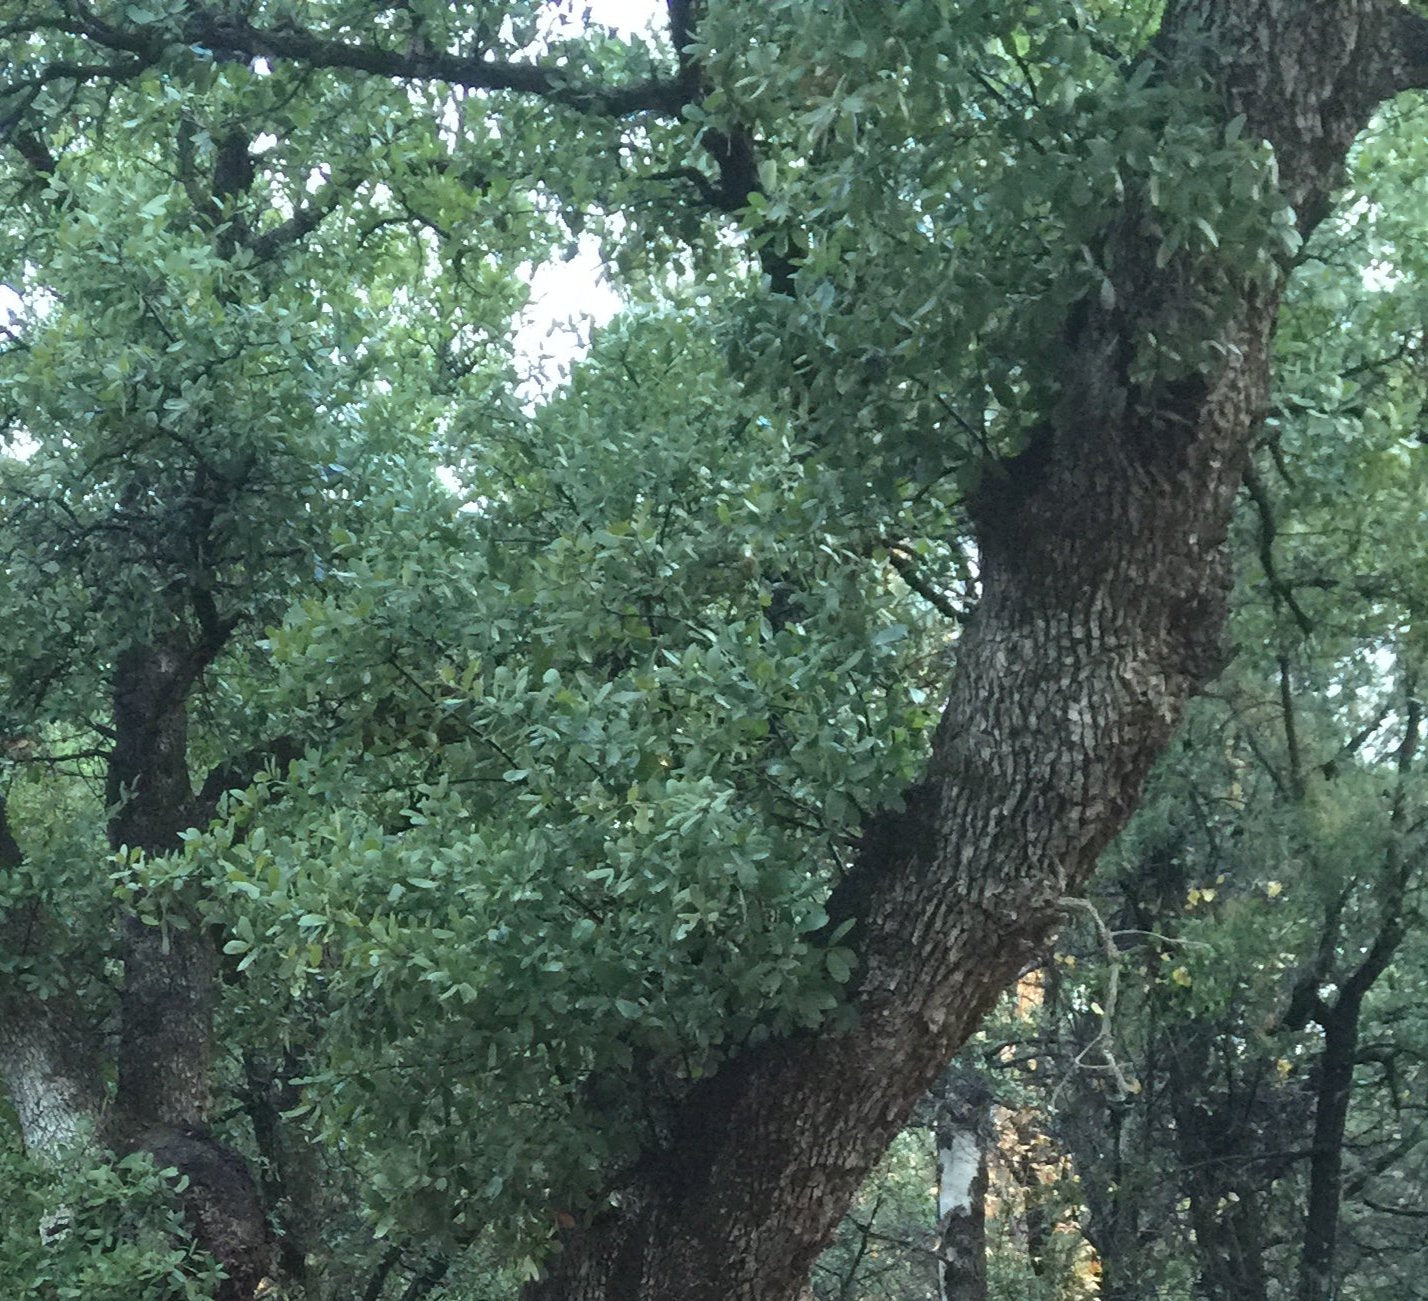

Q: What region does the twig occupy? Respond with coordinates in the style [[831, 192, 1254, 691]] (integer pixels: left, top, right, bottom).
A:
[[1056, 897, 1138, 1101]]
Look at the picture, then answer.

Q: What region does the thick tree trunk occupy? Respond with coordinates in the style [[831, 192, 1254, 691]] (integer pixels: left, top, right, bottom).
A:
[[0, 799, 106, 1156], [0, 990, 104, 1157], [526, 7, 1428, 1299]]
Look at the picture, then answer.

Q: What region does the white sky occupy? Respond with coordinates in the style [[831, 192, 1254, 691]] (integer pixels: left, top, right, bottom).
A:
[[569, 0, 663, 38], [511, 0, 665, 397]]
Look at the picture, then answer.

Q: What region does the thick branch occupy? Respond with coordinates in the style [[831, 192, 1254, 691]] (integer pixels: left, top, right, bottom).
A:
[[526, 4, 1421, 1296], [1389, 8, 1428, 92], [83, 9, 690, 116]]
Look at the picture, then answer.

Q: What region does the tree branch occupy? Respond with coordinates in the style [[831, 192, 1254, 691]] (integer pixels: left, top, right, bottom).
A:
[[166, 12, 687, 116], [1389, 7, 1428, 93]]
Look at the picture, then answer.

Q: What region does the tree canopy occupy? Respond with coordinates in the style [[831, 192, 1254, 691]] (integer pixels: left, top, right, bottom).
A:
[[3, 2, 1428, 1299]]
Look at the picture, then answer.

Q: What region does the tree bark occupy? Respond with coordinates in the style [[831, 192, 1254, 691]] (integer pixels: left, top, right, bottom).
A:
[[931, 1072, 990, 1301], [0, 797, 106, 1157], [526, 6, 1428, 1298], [0, 990, 104, 1157], [103, 641, 273, 1299]]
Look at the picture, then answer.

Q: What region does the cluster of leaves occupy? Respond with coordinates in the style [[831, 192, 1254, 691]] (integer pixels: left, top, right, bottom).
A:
[[154, 303, 944, 1250], [0, 1140, 223, 1300]]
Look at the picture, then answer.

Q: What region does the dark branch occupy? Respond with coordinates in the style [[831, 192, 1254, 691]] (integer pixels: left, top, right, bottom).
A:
[[1243, 462, 1314, 638], [886, 546, 966, 623], [1390, 7, 1428, 92], [175, 12, 688, 116], [0, 794, 24, 870], [248, 173, 355, 261], [193, 737, 302, 825]]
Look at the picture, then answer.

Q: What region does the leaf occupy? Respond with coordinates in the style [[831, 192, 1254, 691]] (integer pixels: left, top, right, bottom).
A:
[[826, 948, 855, 984]]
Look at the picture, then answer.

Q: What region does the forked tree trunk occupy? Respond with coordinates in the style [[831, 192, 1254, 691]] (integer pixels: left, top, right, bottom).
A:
[[526, 6, 1428, 1298]]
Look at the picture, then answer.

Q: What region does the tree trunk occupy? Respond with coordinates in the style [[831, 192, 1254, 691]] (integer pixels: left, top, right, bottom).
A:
[[526, 7, 1428, 1299], [1168, 1027, 1271, 1301], [0, 990, 104, 1157], [931, 1073, 990, 1301], [1, 645, 272, 1295], [1297, 1009, 1357, 1301], [104, 642, 272, 1300], [0, 799, 106, 1157], [1295, 691, 1418, 1301]]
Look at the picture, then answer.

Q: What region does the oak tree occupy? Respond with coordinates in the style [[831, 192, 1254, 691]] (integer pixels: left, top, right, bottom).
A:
[[3, 2, 1428, 1298]]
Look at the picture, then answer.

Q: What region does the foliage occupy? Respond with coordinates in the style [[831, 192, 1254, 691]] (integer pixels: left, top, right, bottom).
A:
[[0, 1139, 224, 1300], [1, 0, 1427, 1297]]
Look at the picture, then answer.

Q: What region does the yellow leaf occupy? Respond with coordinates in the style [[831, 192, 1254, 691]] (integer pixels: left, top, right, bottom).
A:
[[1266, 880, 1284, 898], [1170, 966, 1192, 987]]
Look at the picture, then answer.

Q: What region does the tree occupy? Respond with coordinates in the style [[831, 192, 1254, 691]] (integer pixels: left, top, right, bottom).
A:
[[3, 2, 1428, 1298], [996, 99, 1428, 1298]]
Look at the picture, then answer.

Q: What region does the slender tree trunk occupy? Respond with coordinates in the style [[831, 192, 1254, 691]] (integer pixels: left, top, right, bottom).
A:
[[1297, 1009, 1355, 1301], [1165, 1025, 1270, 1301], [104, 642, 272, 1300], [1296, 690, 1418, 1301], [932, 1075, 990, 1301], [1005, 1111, 1052, 1283], [526, 7, 1428, 1298]]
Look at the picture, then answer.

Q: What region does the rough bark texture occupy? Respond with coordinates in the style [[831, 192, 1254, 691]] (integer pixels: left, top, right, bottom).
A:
[[0, 990, 104, 1156], [3, 4, 1427, 1300], [525, 5, 1428, 1298], [0, 798, 106, 1156]]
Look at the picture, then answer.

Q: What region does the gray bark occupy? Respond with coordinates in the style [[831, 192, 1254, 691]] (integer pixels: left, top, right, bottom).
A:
[[0, 993, 104, 1158], [0, 797, 105, 1157]]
